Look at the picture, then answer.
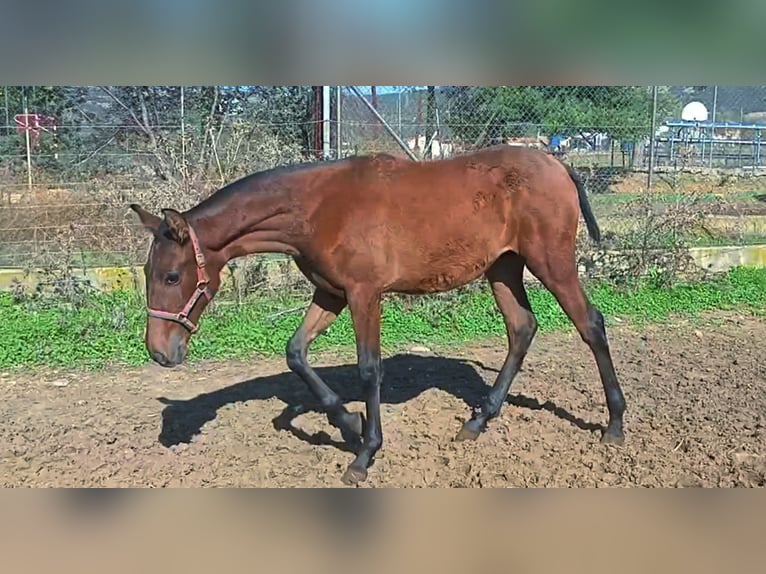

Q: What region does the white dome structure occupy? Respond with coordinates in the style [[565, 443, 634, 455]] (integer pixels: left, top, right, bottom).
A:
[[681, 101, 709, 122]]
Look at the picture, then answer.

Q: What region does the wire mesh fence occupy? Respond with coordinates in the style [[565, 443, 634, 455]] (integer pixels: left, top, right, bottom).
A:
[[1, 85, 765, 299]]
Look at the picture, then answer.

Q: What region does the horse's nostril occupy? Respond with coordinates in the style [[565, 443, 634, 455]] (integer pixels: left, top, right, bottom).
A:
[[151, 351, 170, 366]]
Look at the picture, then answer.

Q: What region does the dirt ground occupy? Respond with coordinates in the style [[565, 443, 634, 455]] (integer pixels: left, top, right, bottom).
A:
[[1, 311, 765, 488]]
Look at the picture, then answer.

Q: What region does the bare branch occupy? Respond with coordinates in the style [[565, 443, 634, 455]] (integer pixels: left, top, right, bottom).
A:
[[73, 129, 121, 166], [99, 87, 151, 136]]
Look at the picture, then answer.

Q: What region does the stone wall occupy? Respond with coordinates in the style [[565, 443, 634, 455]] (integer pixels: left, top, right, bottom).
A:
[[1, 245, 765, 295]]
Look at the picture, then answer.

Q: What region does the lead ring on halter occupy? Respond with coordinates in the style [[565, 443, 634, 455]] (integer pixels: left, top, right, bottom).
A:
[[146, 224, 214, 334]]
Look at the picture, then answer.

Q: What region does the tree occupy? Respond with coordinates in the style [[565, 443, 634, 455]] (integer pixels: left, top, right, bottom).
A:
[[0, 86, 88, 175], [83, 86, 314, 186], [443, 86, 549, 145], [445, 86, 682, 147], [0, 85, 315, 190]]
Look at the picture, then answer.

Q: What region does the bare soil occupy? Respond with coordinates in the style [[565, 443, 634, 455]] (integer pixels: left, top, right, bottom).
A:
[[1, 311, 765, 487]]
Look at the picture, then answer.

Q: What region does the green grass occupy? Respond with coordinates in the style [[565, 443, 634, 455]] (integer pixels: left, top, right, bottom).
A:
[[590, 190, 764, 208], [1, 266, 766, 371], [686, 235, 766, 247]]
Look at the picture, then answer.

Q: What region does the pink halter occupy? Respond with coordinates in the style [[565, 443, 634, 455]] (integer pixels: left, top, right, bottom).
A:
[[146, 224, 213, 334]]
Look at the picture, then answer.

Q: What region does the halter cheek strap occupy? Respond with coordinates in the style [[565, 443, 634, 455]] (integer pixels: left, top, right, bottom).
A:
[[146, 224, 214, 334]]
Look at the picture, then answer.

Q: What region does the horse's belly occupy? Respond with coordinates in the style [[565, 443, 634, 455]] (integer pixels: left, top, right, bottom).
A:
[[292, 256, 346, 298], [390, 247, 498, 294]]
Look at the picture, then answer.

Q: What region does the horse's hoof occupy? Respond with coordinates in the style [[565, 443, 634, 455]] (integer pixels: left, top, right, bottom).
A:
[[600, 429, 625, 446], [454, 422, 482, 442], [341, 464, 368, 486]]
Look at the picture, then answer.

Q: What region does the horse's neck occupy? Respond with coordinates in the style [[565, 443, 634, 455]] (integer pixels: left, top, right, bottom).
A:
[[189, 187, 302, 262]]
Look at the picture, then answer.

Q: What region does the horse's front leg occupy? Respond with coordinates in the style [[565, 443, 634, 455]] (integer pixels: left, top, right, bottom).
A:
[[341, 287, 383, 486], [284, 288, 364, 445]]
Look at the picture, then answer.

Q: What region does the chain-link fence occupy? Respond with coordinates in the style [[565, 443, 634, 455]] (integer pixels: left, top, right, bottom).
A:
[[1, 86, 765, 298], [339, 86, 766, 285], [340, 86, 766, 172], [0, 87, 316, 279]]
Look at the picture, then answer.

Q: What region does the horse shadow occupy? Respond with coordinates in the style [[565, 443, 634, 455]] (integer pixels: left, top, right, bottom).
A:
[[157, 353, 604, 451]]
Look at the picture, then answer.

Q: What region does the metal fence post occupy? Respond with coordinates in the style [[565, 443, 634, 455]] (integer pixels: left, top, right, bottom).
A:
[[23, 86, 32, 191], [348, 86, 419, 161], [647, 85, 658, 192], [708, 86, 718, 169], [336, 86, 341, 158], [180, 86, 187, 192], [3, 88, 8, 136], [322, 86, 331, 159]]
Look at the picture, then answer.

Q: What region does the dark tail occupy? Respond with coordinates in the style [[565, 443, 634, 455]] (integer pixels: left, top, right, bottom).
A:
[[563, 163, 601, 243]]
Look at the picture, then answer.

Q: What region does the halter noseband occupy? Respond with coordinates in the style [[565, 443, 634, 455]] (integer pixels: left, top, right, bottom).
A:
[[146, 224, 214, 334]]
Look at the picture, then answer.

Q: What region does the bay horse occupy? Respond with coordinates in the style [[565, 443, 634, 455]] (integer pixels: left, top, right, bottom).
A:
[[130, 144, 626, 486]]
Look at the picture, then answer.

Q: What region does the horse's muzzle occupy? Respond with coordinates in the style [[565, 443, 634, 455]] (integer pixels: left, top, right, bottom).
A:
[[151, 346, 186, 368]]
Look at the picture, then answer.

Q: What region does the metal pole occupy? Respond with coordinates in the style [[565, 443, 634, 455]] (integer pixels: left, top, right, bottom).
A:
[[180, 86, 187, 191], [646, 85, 658, 191], [349, 86, 419, 161], [23, 87, 32, 191], [709, 85, 718, 169], [336, 86, 341, 158], [322, 86, 331, 159], [311, 86, 322, 159], [3, 88, 8, 136], [371, 86, 378, 141], [425, 86, 435, 159]]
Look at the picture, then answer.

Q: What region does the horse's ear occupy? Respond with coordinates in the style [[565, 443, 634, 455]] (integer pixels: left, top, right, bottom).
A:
[[161, 208, 190, 245], [129, 204, 161, 232]]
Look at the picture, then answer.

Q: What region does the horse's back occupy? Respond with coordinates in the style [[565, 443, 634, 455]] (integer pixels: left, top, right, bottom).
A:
[[301, 146, 576, 294]]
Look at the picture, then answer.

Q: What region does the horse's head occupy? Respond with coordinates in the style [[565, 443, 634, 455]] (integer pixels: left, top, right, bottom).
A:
[[130, 204, 220, 368]]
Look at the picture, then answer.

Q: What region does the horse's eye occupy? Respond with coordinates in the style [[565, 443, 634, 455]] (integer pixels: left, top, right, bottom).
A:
[[165, 271, 180, 286]]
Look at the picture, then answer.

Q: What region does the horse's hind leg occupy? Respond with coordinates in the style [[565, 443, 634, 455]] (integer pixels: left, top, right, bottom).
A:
[[525, 248, 626, 444], [341, 286, 384, 486], [284, 288, 364, 445], [456, 252, 538, 441]]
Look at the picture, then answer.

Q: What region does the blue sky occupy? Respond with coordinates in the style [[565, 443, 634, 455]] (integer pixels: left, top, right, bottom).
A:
[[351, 86, 427, 95]]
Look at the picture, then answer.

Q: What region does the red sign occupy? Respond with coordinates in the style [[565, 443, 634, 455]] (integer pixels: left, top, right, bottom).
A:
[[14, 113, 57, 149]]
